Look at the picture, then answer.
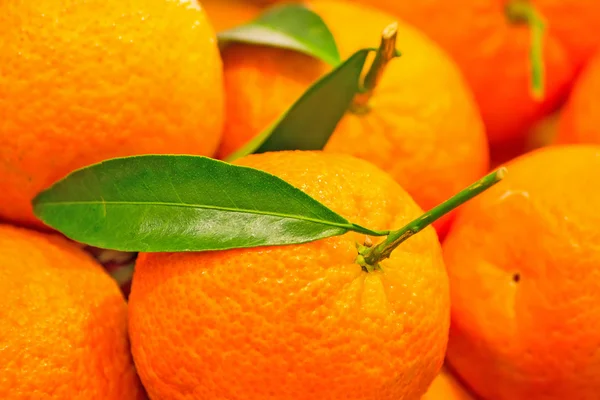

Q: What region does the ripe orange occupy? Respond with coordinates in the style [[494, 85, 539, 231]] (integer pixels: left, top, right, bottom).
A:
[[0, 0, 224, 230], [555, 51, 600, 145], [309, 0, 600, 146], [218, 0, 489, 236], [129, 150, 450, 400], [202, 0, 262, 32], [0, 224, 146, 399], [422, 366, 474, 400], [442, 144, 600, 399]]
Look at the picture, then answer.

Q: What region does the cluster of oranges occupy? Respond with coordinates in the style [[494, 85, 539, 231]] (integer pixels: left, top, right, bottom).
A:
[[1, 0, 600, 399]]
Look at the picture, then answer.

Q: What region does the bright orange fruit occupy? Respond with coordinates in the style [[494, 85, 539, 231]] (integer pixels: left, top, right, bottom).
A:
[[0, 224, 146, 399], [442, 144, 600, 399], [129, 150, 450, 400], [555, 51, 600, 145], [219, 0, 489, 236], [310, 0, 600, 146], [0, 0, 224, 230], [421, 366, 474, 400]]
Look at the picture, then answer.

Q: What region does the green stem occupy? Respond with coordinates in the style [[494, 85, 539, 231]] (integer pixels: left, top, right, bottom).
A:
[[505, 0, 546, 100], [357, 167, 507, 272], [352, 22, 400, 112]]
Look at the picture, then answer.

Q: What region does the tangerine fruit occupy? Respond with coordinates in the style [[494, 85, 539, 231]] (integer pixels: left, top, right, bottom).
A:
[[0, 224, 145, 399], [0, 0, 224, 230], [442, 144, 600, 399], [129, 150, 450, 400]]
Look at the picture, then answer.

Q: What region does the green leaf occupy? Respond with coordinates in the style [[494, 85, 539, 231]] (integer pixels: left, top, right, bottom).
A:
[[225, 49, 373, 162], [217, 3, 341, 66], [32, 155, 386, 253]]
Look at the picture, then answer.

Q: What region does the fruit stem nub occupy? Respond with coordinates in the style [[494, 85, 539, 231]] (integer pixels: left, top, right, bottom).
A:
[[352, 22, 400, 112], [505, 0, 546, 100], [356, 167, 508, 272]]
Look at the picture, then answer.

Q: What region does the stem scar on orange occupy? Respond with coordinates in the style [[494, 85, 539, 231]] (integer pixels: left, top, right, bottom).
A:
[[218, 0, 489, 237], [0, 0, 225, 230], [128, 151, 451, 400]]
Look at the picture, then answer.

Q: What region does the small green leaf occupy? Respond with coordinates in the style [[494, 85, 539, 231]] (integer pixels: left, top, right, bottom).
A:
[[217, 3, 341, 66], [32, 155, 386, 252], [225, 49, 373, 162]]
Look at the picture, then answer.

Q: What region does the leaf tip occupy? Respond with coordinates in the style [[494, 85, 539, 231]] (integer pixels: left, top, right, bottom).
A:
[[30, 190, 48, 216]]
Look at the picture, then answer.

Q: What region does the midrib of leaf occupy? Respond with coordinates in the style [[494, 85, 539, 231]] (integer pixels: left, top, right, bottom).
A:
[[37, 199, 362, 231]]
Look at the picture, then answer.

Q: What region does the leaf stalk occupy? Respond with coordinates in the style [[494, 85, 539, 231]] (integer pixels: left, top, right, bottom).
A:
[[358, 167, 508, 270]]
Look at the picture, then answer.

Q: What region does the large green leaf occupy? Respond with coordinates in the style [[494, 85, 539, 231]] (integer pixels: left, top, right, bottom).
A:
[[32, 155, 387, 252], [217, 3, 340, 66], [225, 49, 373, 162]]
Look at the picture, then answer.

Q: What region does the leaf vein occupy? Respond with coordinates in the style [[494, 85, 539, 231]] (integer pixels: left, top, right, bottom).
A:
[[37, 200, 355, 230]]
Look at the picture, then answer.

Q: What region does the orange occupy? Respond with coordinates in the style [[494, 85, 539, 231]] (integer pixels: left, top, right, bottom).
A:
[[421, 366, 475, 400], [442, 144, 600, 400], [202, 0, 263, 32], [555, 51, 600, 145], [0, 0, 224, 230], [218, 0, 489, 236], [310, 0, 600, 146], [0, 224, 146, 399], [129, 150, 450, 400]]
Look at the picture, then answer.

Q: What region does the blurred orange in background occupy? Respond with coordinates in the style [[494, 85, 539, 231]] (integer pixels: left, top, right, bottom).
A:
[[218, 0, 489, 237]]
